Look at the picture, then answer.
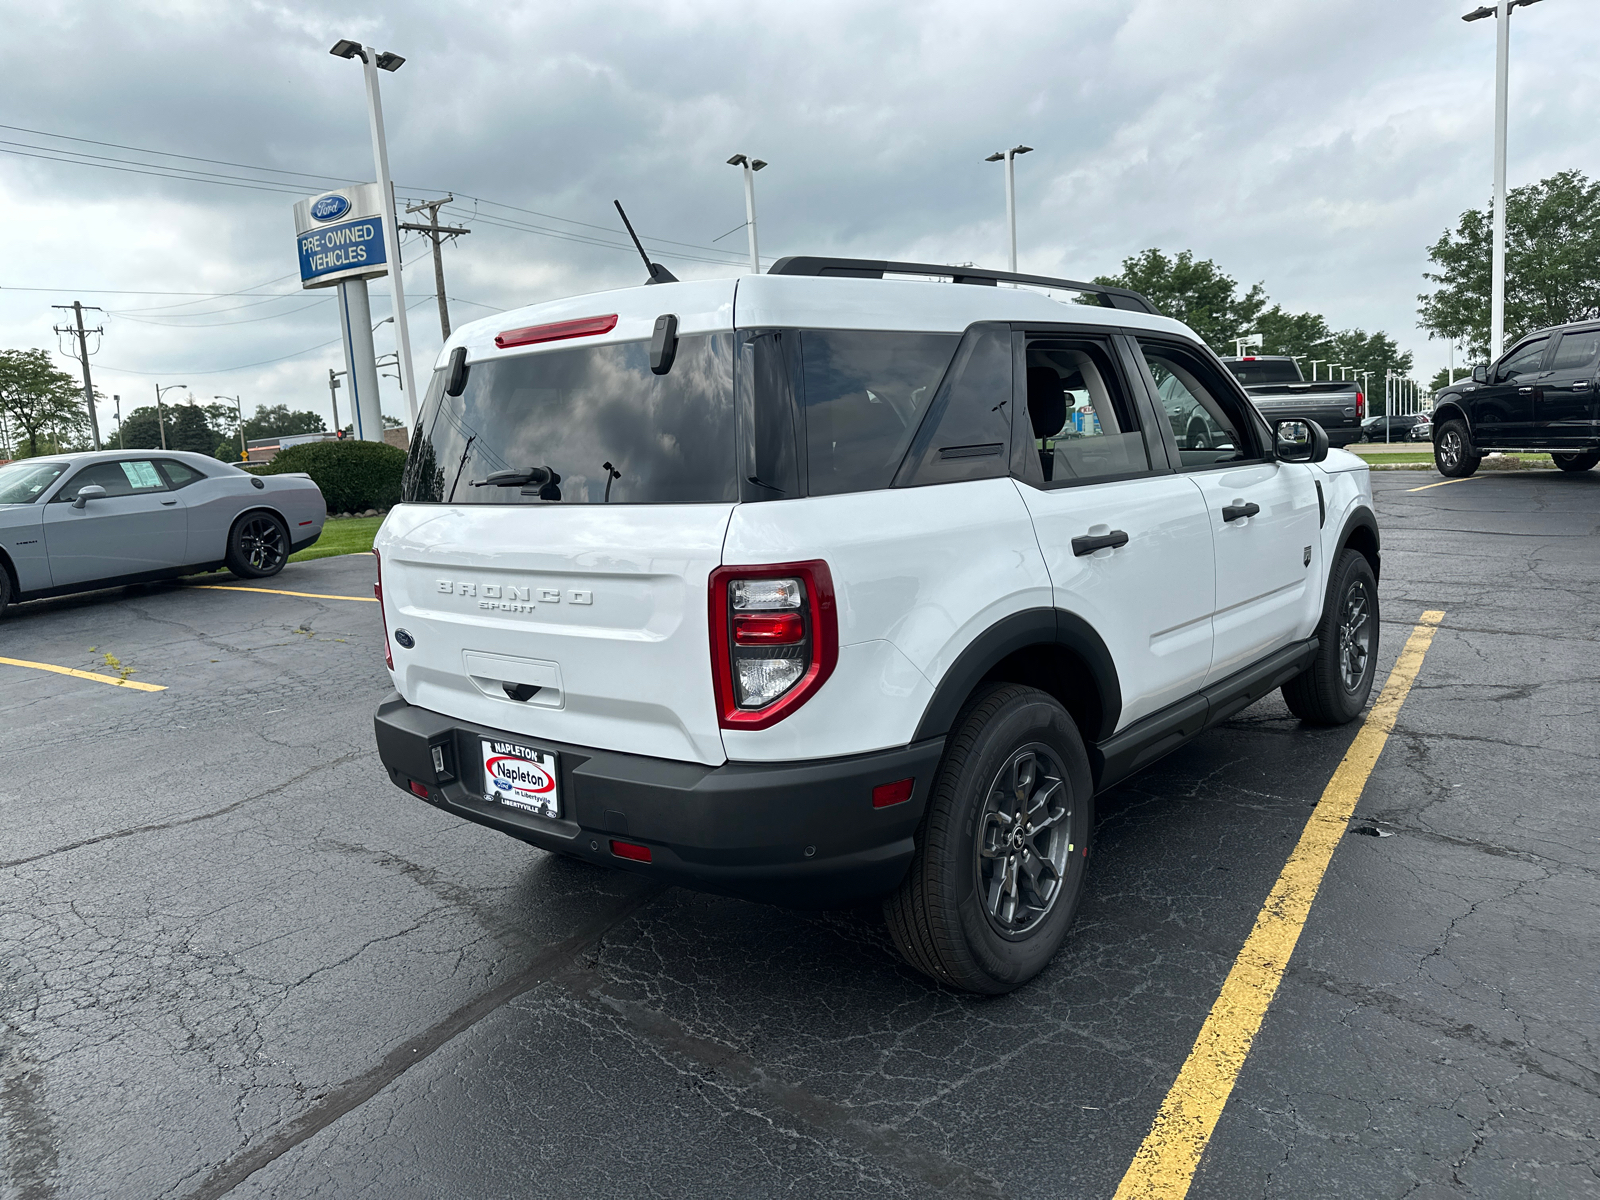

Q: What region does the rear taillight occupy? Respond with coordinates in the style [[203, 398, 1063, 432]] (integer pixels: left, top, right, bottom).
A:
[[374, 547, 393, 670], [1355, 391, 1365, 420], [709, 560, 837, 730]]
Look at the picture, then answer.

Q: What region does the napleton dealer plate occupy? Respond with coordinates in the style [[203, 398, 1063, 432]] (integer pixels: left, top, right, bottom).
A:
[[481, 739, 560, 818]]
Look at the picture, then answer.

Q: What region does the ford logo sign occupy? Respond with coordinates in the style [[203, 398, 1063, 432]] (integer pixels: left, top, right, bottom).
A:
[[310, 194, 351, 222]]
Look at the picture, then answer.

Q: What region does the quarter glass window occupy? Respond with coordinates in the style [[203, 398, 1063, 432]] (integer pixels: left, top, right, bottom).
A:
[[157, 460, 207, 489], [1024, 339, 1150, 483], [799, 331, 960, 495]]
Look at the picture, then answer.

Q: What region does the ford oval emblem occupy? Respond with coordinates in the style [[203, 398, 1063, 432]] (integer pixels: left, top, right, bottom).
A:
[[393, 628, 415, 649], [310, 193, 351, 223]]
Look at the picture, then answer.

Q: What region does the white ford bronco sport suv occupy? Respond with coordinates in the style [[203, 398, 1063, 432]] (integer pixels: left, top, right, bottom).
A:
[[373, 256, 1380, 994]]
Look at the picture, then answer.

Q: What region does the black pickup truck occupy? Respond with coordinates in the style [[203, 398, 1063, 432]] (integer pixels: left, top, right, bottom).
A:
[[1220, 356, 1364, 447]]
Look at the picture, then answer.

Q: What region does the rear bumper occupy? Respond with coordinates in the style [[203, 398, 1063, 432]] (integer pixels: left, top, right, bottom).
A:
[[373, 692, 945, 907]]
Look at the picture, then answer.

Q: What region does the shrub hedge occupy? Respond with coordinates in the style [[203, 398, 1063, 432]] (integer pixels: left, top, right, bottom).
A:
[[260, 439, 407, 512]]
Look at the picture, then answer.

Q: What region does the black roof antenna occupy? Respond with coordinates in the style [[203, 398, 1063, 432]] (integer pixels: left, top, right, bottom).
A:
[[614, 201, 679, 285]]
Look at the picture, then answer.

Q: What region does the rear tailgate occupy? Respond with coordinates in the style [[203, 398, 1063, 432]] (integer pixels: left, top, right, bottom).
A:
[[376, 504, 734, 765], [1248, 384, 1361, 432]]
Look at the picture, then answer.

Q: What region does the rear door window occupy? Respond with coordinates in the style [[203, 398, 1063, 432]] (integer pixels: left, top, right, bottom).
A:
[[1020, 337, 1152, 485], [798, 331, 960, 495], [1550, 331, 1600, 372], [403, 334, 737, 505]]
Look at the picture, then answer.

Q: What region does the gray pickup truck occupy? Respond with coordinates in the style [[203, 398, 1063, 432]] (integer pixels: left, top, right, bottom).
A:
[[1219, 356, 1364, 447]]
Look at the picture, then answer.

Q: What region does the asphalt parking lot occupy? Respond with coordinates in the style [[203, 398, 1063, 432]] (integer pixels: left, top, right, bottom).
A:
[[3, 470, 1597, 1200]]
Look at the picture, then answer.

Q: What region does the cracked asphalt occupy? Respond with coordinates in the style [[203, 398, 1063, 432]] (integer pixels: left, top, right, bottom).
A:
[[2, 469, 1596, 1199]]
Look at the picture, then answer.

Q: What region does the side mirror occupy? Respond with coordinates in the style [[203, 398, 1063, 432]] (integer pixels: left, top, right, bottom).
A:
[[72, 484, 108, 510], [444, 345, 470, 397], [1274, 418, 1329, 464], [650, 313, 679, 375], [1471, 364, 1489, 384]]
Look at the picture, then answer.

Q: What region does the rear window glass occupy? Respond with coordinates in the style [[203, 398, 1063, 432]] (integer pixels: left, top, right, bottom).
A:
[[799, 331, 960, 495], [403, 334, 737, 505], [1225, 359, 1302, 386]]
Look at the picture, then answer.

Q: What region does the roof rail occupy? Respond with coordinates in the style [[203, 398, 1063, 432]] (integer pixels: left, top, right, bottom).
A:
[[766, 256, 1161, 316]]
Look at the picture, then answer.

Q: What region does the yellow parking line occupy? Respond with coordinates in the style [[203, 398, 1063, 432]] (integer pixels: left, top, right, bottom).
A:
[[191, 585, 376, 603], [1113, 609, 1446, 1200], [0, 655, 167, 692], [1407, 476, 1478, 493]]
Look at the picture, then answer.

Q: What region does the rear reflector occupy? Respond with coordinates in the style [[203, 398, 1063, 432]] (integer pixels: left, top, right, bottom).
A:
[[610, 839, 652, 863], [733, 611, 805, 645], [495, 313, 618, 349], [872, 778, 914, 808], [409, 780, 430, 799]]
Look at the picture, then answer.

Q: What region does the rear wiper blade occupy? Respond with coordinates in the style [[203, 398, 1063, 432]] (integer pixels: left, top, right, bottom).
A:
[[473, 466, 559, 489]]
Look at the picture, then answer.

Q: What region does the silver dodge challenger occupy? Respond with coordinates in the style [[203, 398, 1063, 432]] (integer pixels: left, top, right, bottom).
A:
[[0, 450, 326, 614]]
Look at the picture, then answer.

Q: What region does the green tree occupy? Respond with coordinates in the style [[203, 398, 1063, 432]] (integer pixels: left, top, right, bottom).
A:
[[1252, 306, 1333, 366], [1323, 328, 1413, 410], [242, 404, 326, 442], [1418, 169, 1600, 360], [116, 404, 176, 450], [1094, 249, 1268, 355], [0, 348, 90, 458]]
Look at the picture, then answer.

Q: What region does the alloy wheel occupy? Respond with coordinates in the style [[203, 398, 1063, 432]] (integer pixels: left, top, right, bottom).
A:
[[239, 516, 285, 573], [975, 744, 1075, 938], [1438, 430, 1462, 470], [1339, 579, 1372, 693]]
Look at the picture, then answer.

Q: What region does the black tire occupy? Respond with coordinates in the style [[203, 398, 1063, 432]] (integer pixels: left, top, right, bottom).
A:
[[1433, 419, 1480, 477], [884, 684, 1093, 994], [0, 563, 12, 618], [225, 511, 290, 579], [1281, 549, 1379, 726], [1552, 451, 1600, 473]]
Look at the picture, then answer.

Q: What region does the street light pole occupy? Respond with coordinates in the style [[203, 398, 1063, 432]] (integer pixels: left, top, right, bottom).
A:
[[1464, 0, 1546, 360], [985, 145, 1033, 272], [1310, 360, 1326, 381], [726, 154, 767, 274], [332, 40, 418, 429], [154, 383, 185, 450], [215, 395, 246, 460]]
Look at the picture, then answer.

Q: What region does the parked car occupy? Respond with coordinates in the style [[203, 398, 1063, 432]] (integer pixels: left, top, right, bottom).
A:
[[1220, 355, 1365, 447], [1433, 320, 1600, 476], [1359, 414, 1425, 442], [1409, 415, 1433, 442], [373, 257, 1380, 993], [0, 450, 324, 614]]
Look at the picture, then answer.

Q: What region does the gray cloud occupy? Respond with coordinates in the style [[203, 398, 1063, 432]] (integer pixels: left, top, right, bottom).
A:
[[1, 0, 1595, 432]]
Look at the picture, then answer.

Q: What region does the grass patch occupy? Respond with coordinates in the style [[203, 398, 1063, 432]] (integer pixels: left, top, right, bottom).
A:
[[290, 516, 382, 563], [1349, 448, 1434, 464]]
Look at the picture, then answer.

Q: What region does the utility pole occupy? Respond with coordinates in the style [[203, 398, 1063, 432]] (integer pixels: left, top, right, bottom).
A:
[[113, 394, 123, 448], [52, 301, 104, 450], [401, 195, 470, 340], [327, 368, 345, 434]]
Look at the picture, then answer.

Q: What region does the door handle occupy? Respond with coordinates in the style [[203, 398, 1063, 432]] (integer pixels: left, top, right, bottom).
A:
[[1221, 502, 1260, 522], [1071, 530, 1129, 557], [1575, 380, 1592, 390], [1518, 386, 1534, 395], [160, 499, 178, 506]]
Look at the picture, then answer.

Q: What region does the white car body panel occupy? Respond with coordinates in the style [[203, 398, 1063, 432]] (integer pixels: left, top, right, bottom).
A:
[[1016, 474, 1216, 731], [375, 503, 735, 766], [720, 478, 1051, 760]]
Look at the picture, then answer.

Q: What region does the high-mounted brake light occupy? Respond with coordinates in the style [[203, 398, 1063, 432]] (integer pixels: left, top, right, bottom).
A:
[[494, 313, 618, 350], [709, 560, 837, 731], [373, 547, 393, 670]]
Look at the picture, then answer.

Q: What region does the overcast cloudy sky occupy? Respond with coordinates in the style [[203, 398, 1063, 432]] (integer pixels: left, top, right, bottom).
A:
[[1, 0, 1596, 435]]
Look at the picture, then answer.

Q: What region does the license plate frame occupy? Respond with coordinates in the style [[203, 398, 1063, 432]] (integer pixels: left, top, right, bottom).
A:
[[480, 738, 560, 818]]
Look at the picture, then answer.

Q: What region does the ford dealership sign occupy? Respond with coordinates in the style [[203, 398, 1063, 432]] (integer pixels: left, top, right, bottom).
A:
[[291, 183, 387, 289], [309, 193, 351, 222]]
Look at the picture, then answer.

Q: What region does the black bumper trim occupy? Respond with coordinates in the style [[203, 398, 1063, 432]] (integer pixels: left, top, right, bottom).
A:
[[374, 693, 946, 906]]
